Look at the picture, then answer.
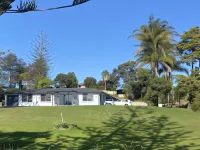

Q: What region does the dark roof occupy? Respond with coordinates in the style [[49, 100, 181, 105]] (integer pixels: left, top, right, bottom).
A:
[[5, 88, 102, 95]]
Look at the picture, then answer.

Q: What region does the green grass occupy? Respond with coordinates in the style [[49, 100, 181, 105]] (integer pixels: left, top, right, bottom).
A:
[[0, 106, 199, 150]]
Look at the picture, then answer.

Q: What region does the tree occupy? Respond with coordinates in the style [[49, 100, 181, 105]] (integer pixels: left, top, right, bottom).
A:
[[144, 77, 172, 106], [176, 71, 200, 111], [123, 68, 153, 100], [54, 73, 68, 88], [97, 80, 105, 90], [101, 70, 109, 90], [130, 15, 177, 78], [177, 26, 200, 72], [65, 72, 78, 88], [36, 77, 52, 89], [1, 0, 89, 15], [113, 61, 136, 84], [0, 53, 26, 88], [84, 77, 97, 88], [27, 31, 53, 84]]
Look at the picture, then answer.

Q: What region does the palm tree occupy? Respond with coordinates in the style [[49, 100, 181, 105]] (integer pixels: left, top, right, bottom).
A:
[[159, 60, 189, 81], [130, 16, 178, 78], [101, 70, 109, 90]]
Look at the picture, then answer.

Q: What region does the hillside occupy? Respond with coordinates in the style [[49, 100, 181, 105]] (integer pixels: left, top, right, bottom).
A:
[[0, 106, 199, 149]]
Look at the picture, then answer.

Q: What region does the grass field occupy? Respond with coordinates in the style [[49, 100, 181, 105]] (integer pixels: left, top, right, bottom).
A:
[[0, 106, 199, 150]]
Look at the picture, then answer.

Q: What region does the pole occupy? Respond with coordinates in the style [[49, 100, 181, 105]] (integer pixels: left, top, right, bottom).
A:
[[61, 113, 64, 123]]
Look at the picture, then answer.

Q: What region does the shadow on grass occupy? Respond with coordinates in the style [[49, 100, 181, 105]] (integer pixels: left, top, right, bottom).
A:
[[0, 107, 199, 149]]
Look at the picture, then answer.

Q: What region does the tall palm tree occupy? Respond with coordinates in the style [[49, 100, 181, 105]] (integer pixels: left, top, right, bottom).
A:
[[101, 70, 109, 90], [130, 16, 178, 78]]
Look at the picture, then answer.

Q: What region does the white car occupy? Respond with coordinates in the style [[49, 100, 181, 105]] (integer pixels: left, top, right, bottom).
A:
[[104, 99, 114, 105], [114, 99, 132, 106]]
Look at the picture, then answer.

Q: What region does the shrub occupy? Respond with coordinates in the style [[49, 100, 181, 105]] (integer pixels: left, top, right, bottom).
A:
[[191, 100, 200, 112], [54, 122, 69, 129]]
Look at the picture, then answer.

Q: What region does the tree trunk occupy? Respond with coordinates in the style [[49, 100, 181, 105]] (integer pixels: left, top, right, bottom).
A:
[[9, 70, 12, 88], [199, 59, 200, 70], [154, 67, 158, 77], [192, 62, 194, 71], [168, 93, 170, 107], [104, 80, 107, 91]]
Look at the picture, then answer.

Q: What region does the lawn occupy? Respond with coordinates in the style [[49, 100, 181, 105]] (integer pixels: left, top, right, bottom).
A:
[[0, 106, 199, 150]]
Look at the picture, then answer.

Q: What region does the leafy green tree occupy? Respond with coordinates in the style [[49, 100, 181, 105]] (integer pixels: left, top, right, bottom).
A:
[[144, 77, 172, 106], [112, 61, 136, 98], [177, 26, 200, 71], [176, 71, 200, 111], [130, 16, 177, 78], [97, 80, 105, 90], [36, 77, 52, 89], [101, 70, 109, 90], [0, 87, 4, 102], [107, 73, 119, 91], [65, 72, 78, 88], [84, 77, 97, 88], [113, 61, 136, 83], [0, 53, 26, 88], [54, 73, 68, 88], [123, 69, 153, 100]]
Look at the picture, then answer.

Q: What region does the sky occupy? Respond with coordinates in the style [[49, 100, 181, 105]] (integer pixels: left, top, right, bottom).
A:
[[1, 0, 200, 83]]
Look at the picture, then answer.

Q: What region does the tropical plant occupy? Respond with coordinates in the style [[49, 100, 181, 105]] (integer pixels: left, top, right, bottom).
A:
[[130, 15, 177, 79], [101, 70, 109, 90]]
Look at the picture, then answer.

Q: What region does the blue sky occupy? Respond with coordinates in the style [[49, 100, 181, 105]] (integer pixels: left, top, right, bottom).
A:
[[1, 0, 200, 83]]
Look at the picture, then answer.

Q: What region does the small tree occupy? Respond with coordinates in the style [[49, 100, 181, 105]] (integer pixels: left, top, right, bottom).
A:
[[0, 52, 26, 88], [54, 73, 68, 88], [36, 77, 52, 89], [84, 77, 97, 88], [144, 77, 172, 106], [65, 72, 78, 88]]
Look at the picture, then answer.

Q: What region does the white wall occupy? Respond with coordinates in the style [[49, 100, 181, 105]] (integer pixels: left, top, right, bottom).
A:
[[19, 95, 54, 107], [79, 94, 100, 106]]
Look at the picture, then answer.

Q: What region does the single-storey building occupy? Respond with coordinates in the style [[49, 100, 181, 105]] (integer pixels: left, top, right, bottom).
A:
[[4, 88, 108, 107]]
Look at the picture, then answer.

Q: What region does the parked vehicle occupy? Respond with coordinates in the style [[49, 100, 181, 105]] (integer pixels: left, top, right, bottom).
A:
[[114, 99, 132, 106], [104, 99, 114, 105]]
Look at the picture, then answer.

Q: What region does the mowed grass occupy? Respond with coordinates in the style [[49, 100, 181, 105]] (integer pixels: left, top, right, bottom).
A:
[[0, 106, 199, 150]]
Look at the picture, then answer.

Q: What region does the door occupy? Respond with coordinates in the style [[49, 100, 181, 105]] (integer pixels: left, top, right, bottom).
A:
[[7, 95, 19, 106], [70, 92, 78, 105], [32, 95, 41, 106]]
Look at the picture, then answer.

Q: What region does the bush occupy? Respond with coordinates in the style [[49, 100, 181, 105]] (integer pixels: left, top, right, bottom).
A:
[[191, 100, 200, 112], [54, 122, 69, 129]]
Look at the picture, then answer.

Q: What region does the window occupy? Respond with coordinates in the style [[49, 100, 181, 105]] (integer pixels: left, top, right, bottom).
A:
[[83, 94, 94, 101], [22, 94, 27, 102], [22, 94, 32, 102], [87, 94, 93, 101], [83, 94, 87, 101], [28, 95, 32, 102], [41, 94, 45, 101], [41, 94, 51, 102], [46, 94, 51, 101]]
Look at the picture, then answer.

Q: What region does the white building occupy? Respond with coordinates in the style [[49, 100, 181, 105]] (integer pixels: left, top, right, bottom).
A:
[[4, 88, 107, 107]]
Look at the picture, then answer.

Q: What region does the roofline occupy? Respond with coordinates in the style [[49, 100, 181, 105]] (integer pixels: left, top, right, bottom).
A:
[[5, 88, 103, 95]]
